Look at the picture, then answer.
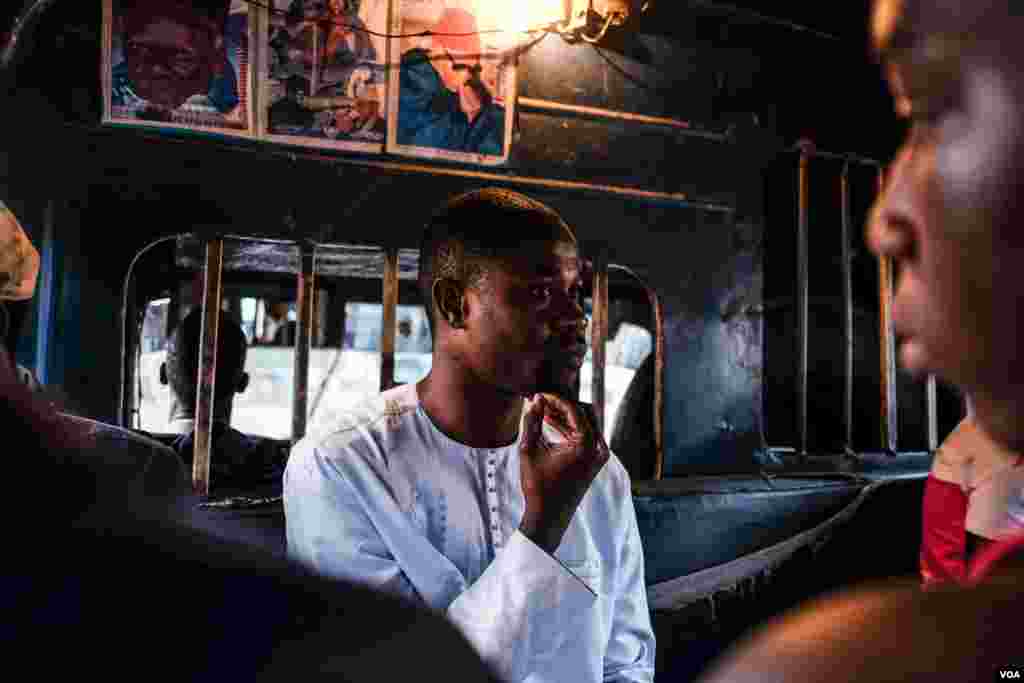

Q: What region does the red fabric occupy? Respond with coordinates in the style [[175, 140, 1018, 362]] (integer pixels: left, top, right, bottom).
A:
[[967, 531, 1024, 583], [920, 474, 969, 586]]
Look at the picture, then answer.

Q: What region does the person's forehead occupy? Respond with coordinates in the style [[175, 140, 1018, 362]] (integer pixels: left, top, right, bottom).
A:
[[494, 240, 580, 279], [135, 17, 197, 37]]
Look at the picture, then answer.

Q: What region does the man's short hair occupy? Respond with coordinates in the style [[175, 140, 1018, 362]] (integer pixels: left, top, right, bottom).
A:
[[417, 188, 576, 336], [164, 308, 247, 404]]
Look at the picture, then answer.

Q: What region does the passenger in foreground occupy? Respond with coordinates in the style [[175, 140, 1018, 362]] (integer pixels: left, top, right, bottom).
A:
[[2, 345, 500, 681], [284, 188, 656, 682], [0, 202, 497, 681], [702, 1, 1024, 680]]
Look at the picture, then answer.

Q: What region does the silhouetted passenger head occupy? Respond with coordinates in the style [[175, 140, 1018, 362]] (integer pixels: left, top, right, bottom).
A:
[[160, 308, 249, 421]]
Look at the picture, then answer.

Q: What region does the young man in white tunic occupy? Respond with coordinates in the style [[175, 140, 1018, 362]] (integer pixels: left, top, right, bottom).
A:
[[284, 188, 656, 682]]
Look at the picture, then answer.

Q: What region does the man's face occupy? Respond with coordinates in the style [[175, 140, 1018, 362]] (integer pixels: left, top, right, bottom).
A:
[[124, 14, 216, 110], [458, 239, 586, 398], [868, 0, 1024, 446]]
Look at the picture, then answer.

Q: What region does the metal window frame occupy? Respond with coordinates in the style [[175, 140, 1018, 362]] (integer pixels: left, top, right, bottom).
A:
[[192, 238, 224, 497], [778, 153, 942, 459], [605, 263, 665, 480]]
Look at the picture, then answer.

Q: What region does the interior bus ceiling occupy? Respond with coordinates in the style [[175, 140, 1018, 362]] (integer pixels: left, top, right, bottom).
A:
[[0, 1, 936, 472], [2, 0, 897, 171]]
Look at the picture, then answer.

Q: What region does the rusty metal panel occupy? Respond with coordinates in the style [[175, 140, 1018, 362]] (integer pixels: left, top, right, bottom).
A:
[[841, 163, 854, 454], [591, 248, 609, 436], [513, 111, 737, 204], [518, 97, 725, 139], [651, 276, 666, 480], [291, 244, 315, 443], [175, 236, 420, 280], [192, 238, 223, 497], [797, 153, 810, 458], [517, 31, 716, 123], [877, 168, 898, 453], [380, 246, 398, 392]]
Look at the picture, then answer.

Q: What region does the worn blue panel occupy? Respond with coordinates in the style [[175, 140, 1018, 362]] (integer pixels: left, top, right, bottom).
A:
[[50, 230, 80, 392], [633, 477, 861, 585], [33, 203, 55, 384], [660, 216, 764, 475], [9, 200, 39, 371]]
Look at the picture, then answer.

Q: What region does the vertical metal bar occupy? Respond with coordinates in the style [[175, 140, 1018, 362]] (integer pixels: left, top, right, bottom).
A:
[[606, 264, 664, 480], [310, 23, 320, 96], [193, 238, 224, 497], [590, 248, 609, 436], [254, 298, 265, 343], [841, 164, 854, 453], [877, 167, 899, 453], [651, 286, 665, 480], [797, 152, 810, 458], [34, 200, 55, 385], [380, 246, 398, 391], [316, 287, 328, 347], [292, 244, 315, 442], [926, 375, 938, 451]]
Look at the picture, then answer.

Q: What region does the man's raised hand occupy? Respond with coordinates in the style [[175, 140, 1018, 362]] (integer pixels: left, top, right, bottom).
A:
[[518, 394, 610, 554]]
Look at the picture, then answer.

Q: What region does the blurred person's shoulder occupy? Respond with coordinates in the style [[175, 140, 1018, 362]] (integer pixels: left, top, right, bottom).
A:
[[20, 502, 499, 681], [699, 573, 1024, 683]]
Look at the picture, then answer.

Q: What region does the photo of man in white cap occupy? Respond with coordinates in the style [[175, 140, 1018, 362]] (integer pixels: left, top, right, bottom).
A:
[[392, 5, 507, 158]]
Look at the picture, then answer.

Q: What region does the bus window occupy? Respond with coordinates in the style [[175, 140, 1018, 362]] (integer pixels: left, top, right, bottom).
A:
[[137, 296, 172, 433], [140, 297, 170, 353], [136, 288, 305, 441], [579, 268, 658, 443], [581, 320, 653, 442], [231, 295, 306, 439], [306, 301, 432, 433]]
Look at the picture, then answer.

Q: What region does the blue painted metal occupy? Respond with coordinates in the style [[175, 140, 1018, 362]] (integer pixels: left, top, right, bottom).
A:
[[33, 200, 55, 384], [635, 476, 861, 584], [659, 216, 763, 475], [50, 231, 78, 392]]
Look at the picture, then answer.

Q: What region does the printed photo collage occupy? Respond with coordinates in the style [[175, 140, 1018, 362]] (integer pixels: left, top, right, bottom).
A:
[[101, 0, 521, 165]]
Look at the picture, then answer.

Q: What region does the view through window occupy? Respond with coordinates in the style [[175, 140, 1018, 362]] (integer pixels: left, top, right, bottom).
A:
[[137, 265, 653, 444]]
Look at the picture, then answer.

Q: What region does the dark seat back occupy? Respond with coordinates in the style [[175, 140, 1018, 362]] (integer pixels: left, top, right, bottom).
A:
[[59, 413, 189, 501]]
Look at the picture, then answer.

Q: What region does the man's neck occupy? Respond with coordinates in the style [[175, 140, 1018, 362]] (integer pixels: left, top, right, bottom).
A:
[[417, 353, 523, 449], [168, 398, 232, 431]]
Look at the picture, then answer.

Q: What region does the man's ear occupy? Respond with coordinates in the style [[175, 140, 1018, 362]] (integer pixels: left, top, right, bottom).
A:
[[237, 371, 249, 394], [159, 362, 168, 386], [432, 278, 465, 330]]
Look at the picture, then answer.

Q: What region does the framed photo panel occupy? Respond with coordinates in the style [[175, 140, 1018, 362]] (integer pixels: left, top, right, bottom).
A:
[[259, 0, 389, 152], [385, 0, 517, 166], [103, 0, 255, 135]]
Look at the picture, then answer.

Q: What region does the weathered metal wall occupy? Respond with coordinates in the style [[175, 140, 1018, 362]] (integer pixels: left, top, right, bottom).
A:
[[3, 3, 782, 470]]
